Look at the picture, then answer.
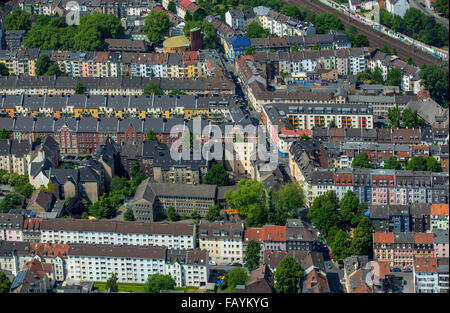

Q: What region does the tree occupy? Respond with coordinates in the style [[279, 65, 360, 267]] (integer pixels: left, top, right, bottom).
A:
[[273, 256, 303, 293], [144, 274, 176, 293], [204, 164, 231, 186], [0, 63, 9, 76], [75, 82, 85, 94], [307, 190, 339, 234], [124, 208, 134, 221], [183, 21, 217, 49], [192, 8, 207, 21], [45, 63, 61, 76], [339, 190, 359, 224], [245, 46, 255, 55], [328, 228, 351, 261], [184, 10, 192, 21], [271, 182, 304, 225], [300, 134, 311, 141], [401, 108, 426, 128], [328, 120, 336, 128], [66, 196, 86, 219], [291, 44, 299, 52], [35, 54, 51, 76], [352, 152, 372, 169], [0, 128, 10, 139], [206, 204, 221, 222], [305, 13, 344, 34], [168, 89, 187, 95], [110, 176, 128, 193], [106, 273, 119, 292], [419, 65, 449, 108], [434, 0, 449, 18], [167, 1, 176, 13], [425, 156, 440, 172], [143, 11, 171, 45], [352, 34, 369, 48], [221, 268, 248, 292], [312, 43, 320, 50], [281, 5, 305, 20], [245, 240, 261, 272], [166, 206, 179, 221], [371, 66, 384, 85], [407, 156, 427, 171], [0, 271, 11, 293], [384, 156, 402, 170], [0, 194, 22, 213], [145, 129, 157, 141], [245, 22, 270, 38], [385, 67, 402, 88], [143, 82, 164, 95], [4, 9, 31, 31], [350, 217, 373, 256], [387, 105, 401, 128], [225, 179, 268, 227]]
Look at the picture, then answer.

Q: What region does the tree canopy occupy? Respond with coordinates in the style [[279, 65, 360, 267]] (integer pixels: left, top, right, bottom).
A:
[[245, 22, 271, 38], [143, 82, 164, 95], [352, 152, 372, 169], [220, 268, 249, 292], [66, 196, 86, 219], [143, 11, 171, 45], [245, 240, 261, 271], [307, 190, 339, 234], [383, 156, 402, 170], [407, 156, 440, 172], [203, 164, 231, 186], [4, 9, 31, 31], [419, 65, 449, 108], [206, 204, 222, 222], [0, 271, 11, 293], [274, 256, 303, 293], [144, 274, 176, 293], [270, 182, 304, 225], [106, 273, 119, 292]]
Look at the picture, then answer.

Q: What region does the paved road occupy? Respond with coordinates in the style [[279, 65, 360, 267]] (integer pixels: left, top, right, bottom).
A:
[[410, 0, 449, 29], [285, 0, 445, 67]]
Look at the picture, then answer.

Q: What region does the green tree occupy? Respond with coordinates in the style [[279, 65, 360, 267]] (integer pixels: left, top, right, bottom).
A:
[[352, 152, 372, 169], [291, 44, 299, 52], [221, 268, 249, 292], [385, 67, 402, 88], [4, 9, 31, 31], [143, 82, 164, 95], [0, 128, 10, 139], [245, 22, 270, 38], [206, 204, 222, 222], [352, 34, 369, 48], [371, 66, 384, 85], [312, 43, 320, 50], [0, 271, 11, 293], [401, 108, 426, 128], [328, 120, 336, 128], [245, 46, 255, 55], [145, 129, 157, 141], [328, 228, 351, 261], [166, 206, 179, 221], [75, 82, 85, 94], [245, 240, 261, 271], [383, 156, 402, 170], [271, 182, 304, 225], [350, 217, 373, 256], [425, 156, 440, 172], [300, 134, 311, 141], [167, 1, 176, 13], [204, 164, 231, 186], [0, 63, 9, 76], [281, 5, 305, 20], [124, 208, 134, 221], [143, 11, 171, 44], [192, 8, 208, 21], [110, 176, 128, 193], [35, 54, 52, 76], [274, 256, 303, 293], [185, 10, 192, 21], [0, 194, 22, 213], [225, 179, 268, 227], [183, 21, 217, 49], [339, 190, 359, 224], [45, 63, 61, 76], [434, 0, 449, 18], [307, 190, 339, 234], [387, 105, 401, 128], [106, 273, 119, 292], [168, 89, 187, 95], [144, 274, 176, 293], [419, 65, 449, 108], [33, 15, 52, 26]]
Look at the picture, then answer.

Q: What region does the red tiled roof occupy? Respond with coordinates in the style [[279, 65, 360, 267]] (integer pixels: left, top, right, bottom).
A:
[[414, 233, 434, 244], [374, 232, 394, 244], [430, 204, 449, 216], [244, 228, 263, 243], [262, 225, 286, 242], [414, 257, 438, 273]]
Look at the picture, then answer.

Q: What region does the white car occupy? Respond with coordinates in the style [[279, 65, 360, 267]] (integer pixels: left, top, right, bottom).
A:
[[209, 261, 216, 265]]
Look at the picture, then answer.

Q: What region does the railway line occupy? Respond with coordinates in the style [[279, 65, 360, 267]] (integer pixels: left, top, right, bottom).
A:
[[285, 0, 447, 67]]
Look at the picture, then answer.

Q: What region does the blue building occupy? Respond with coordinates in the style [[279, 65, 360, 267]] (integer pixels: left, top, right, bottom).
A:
[[225, 36, 250, 62]]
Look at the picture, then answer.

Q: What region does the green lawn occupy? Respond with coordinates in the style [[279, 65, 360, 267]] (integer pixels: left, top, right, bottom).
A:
[[93, 282, 202, 293], [93, 282, 145, 293]]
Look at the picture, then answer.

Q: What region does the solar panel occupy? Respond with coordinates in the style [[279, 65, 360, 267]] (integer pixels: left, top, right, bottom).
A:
[[11, 270, 26, 290]]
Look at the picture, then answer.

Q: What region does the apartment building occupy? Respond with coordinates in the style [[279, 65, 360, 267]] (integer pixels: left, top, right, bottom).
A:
[[0, 240, 30, 275], [66, 244, 208, 287], [413, 257, 439, 293], [199, 221, 244, 265], [430, 204, 449, 231], [0, 139, 32, 175], [0, 214, 25, 242], [38, 218, 196, 249]]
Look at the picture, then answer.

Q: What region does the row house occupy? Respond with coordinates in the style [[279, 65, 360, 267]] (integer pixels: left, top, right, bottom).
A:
[[413, 257, 439, 293], [0, 70, 235, 96], [199, 221, 244, 265], [430, 204, 449, 231], [67, 244, 208, 287], [373, 232, 435, 270], [38, 218, 196, 249], [367, 203, 431, 232], [0, 214, 25, 242], [0, 241, 30, 276]]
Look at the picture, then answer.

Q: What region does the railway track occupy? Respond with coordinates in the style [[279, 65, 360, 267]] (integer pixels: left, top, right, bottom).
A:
[[285, 0, 446, 67]]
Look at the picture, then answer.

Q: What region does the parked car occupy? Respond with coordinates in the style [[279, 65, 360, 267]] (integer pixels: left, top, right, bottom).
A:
[[232, 263, 242, 267], [209, 261, 216, 265], [226, 262, 233, 266], [327, 263, 332, 270], [392, 268, 401, 272]]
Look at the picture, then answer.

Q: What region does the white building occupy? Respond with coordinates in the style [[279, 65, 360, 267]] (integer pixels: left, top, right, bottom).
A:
[[66, 244, 208, 287], [413, 257, 439, 293], [386, 0, 410, 17], [199, 221, 244, 265], [39, 219, 196, 250]]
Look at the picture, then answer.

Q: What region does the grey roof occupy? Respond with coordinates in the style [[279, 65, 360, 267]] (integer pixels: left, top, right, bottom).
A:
[[433, 230, 449, 245]]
